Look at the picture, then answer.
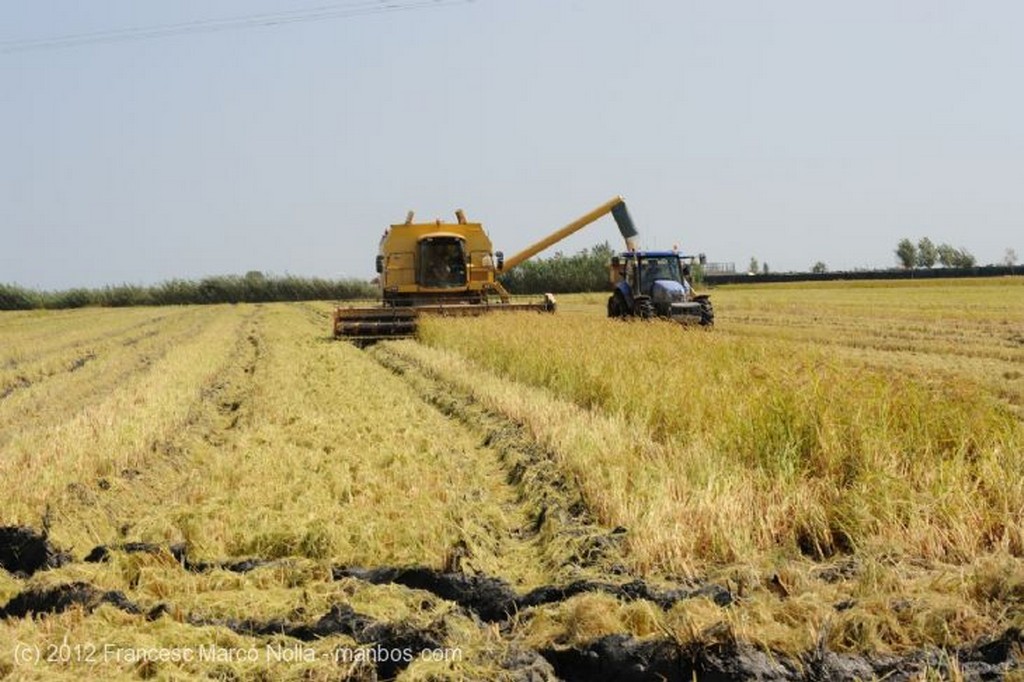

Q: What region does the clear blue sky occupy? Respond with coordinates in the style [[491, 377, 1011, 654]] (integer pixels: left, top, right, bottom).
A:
[[2, 0, 1022, 289]]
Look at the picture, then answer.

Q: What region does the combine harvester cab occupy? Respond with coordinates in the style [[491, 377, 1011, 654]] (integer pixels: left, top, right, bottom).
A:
[[334, 197, 638, 343]]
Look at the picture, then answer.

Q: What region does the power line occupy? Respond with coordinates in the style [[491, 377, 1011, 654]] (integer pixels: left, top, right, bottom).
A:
[[1, 0, 474, 54]]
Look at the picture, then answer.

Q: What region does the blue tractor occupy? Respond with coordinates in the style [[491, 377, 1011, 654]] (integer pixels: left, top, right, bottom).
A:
[[607, 250, 714, 326]]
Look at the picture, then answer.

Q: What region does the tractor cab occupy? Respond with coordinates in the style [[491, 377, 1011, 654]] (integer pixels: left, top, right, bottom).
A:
[[635, 254, 687, 294], [613, 252, 691, 292], [608, 250, 713, 326]]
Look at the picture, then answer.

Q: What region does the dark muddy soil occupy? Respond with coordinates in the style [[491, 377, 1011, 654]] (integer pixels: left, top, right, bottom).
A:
[[2, 570, 1019, 681], [205, 600, 562, 681], [0, 581, 141, 619], [333, 565, 733, 622], [334, 566, 521, 622], [200, 603, 447, 680], [0, 526, 70, 576], [83, 541, 168, 563], [542, 630, 1021, 682], [85, 541, 274, 574]]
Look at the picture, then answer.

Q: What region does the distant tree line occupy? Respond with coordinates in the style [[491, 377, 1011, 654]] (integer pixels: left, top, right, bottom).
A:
[[895, 238, 977, 269], [0, 271, 376, 311], [706, 264, 1019, 285], [811, 242, 1017, 275], [499, 242, 617, 294]]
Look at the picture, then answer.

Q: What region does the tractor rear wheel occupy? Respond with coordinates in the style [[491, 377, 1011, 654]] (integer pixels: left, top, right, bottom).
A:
[[607, 293, 627, 318]]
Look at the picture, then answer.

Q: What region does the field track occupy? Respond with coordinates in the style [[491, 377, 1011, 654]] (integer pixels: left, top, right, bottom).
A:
[[2, 280, 1024, 680]]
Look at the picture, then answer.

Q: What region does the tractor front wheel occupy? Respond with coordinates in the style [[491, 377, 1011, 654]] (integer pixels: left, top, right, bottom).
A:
[[636, 297, 655, 320], [698, 297, 715, 326]]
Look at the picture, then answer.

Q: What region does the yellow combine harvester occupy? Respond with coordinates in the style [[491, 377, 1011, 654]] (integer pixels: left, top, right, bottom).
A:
[[333, 197, 639, 341]]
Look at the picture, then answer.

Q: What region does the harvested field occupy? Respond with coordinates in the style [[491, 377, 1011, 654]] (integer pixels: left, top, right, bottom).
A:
[[2, 280, 1024, 680]]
